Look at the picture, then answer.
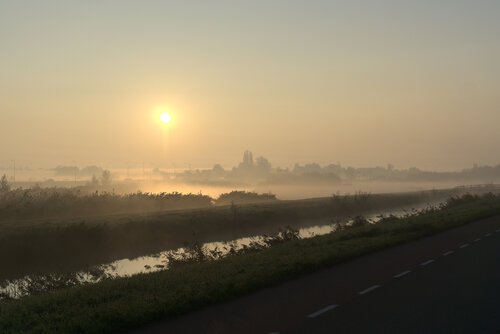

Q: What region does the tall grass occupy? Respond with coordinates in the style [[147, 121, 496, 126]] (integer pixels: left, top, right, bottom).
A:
[[0, 193, 499, 333], [0, 188, 481, 280], [0, 187, 213, 220]]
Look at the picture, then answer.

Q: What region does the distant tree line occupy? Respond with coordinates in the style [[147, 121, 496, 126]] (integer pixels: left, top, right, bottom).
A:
[[175, 151, 500, 186], [53, 165, 103, 177]]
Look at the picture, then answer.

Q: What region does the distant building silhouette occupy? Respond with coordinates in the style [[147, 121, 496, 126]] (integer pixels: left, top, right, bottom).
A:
[[242, 150, 254, 168]]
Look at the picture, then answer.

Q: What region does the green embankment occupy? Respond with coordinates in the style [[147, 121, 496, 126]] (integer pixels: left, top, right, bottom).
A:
[[1, 195, 500, 333], [0, 189, 455, 280]]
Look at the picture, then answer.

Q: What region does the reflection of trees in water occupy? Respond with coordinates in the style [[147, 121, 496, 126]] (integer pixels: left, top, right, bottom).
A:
[[164, 227, 300, 269], [0, 265, 116, 301], [0, 227, 303, 301], [1, 192, 496, 301]]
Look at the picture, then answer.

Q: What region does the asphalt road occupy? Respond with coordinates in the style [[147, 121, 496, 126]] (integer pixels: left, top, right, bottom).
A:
[[135, 215, 500, 334]]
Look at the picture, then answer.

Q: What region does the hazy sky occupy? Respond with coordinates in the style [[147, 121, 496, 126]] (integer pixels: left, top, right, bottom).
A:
[[1, 0, 500, 170]]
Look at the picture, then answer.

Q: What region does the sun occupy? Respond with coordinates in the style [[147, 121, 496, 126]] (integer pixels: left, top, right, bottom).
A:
[[160, 112, 172, 125]]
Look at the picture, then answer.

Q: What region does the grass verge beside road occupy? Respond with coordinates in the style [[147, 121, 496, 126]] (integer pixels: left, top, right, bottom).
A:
[[1, 194, 500, 333]]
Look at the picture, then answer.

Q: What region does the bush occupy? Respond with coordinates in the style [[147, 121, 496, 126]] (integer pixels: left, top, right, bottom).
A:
[[0, 175, 10, 192], [215, 191, 277, 205], [443, 193, 479, 208]]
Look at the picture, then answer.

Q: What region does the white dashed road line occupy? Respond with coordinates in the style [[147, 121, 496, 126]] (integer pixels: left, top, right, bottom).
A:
[[307, 304, 338, 318], [393, 270, 411, 279], [420, 259, 435, 266], [358, 285, 380, 295], [420, 259, 434, 266], [299, 227, 500, 327]]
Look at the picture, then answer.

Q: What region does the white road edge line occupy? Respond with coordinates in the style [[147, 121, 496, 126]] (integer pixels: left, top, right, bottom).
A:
[[307, 304, 338, 318], [485, 233, 492, 237], [443, 250, 454, 256], [474, 238, 481, 242], [460, 243, 469, 249], [358, 285, 380, 295], [420, 259, 435, 266], [394, 270, 411, 278], [268, 332, 280, 334]]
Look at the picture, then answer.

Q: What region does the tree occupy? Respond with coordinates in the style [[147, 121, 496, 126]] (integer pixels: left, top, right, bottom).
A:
[[88, 174, 99, 189], [255, 156, 272, 174], [0, 174, 11, 192], [100, 170, 112, 188], [212, 164, 225, 176]]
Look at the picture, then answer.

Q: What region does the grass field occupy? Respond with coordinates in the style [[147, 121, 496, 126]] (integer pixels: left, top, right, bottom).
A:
[[1, 193, 499, 333], [0, 188, 459, 279]]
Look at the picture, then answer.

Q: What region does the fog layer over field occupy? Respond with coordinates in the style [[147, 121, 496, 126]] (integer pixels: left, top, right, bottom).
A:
[[3, 151, 500, 200]]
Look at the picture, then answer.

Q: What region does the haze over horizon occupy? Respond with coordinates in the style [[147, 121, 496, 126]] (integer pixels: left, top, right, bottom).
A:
[[2, 0, 500, 171]]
